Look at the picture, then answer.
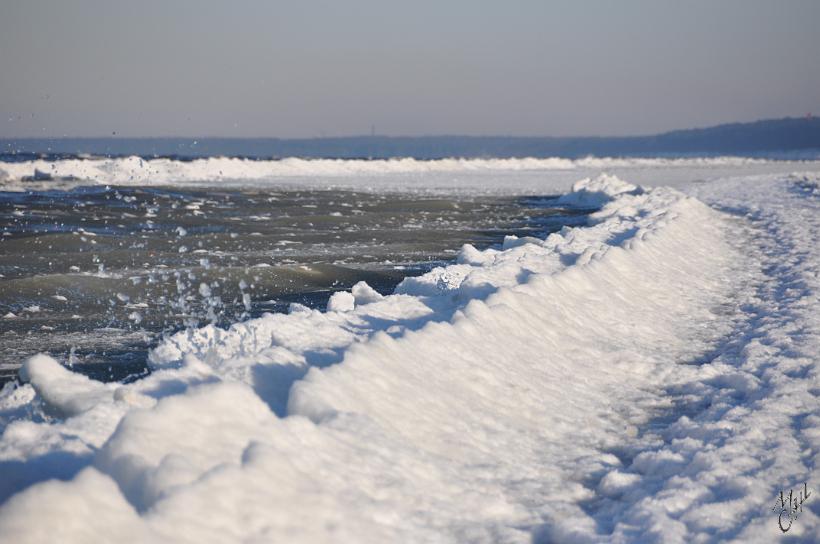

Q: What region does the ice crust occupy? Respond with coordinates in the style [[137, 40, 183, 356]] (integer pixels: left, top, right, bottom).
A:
[[1, 170, 819, 542]]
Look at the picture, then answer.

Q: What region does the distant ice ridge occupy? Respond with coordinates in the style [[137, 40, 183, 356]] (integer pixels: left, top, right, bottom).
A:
[[1, 172, 819, 542], [0, 155, 773, 187]]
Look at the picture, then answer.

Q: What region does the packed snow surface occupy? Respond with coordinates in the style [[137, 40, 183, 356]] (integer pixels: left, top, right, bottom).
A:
[[1, 165, 820, 542]]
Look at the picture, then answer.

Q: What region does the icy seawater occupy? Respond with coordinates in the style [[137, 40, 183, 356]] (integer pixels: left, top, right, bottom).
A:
[[0, 186, 587, 383]]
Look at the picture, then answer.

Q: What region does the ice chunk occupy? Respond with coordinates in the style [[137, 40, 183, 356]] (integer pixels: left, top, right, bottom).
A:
[[326, 291, 355, 312], [351, 281, 383, 305], [19, 355, 114, 418]]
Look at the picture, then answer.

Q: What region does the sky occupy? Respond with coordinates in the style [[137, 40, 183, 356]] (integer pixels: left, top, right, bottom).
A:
[[1, 0, 819, 138]]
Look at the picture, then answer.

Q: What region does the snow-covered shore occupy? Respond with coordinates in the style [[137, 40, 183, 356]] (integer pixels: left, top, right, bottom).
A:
[[0, 155, 772, 184], [0, 169, 819, 542], [1, 155, 818, 194]]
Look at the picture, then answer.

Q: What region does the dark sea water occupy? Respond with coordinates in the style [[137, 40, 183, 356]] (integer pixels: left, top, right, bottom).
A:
[[0, 186, 588, 383]]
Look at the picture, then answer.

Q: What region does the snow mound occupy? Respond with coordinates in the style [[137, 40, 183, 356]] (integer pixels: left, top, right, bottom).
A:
[[556, 173, 641, 207]]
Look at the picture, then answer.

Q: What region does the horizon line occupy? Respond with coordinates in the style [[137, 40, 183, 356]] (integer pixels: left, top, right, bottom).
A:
[[1, 115, 816, 142]]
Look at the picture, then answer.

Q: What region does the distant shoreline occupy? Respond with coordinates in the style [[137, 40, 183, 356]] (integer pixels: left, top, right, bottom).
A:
[[2, 117, 819, 161]]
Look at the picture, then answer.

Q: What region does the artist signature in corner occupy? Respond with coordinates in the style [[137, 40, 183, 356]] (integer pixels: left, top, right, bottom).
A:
[[772, 482, 811, 533]]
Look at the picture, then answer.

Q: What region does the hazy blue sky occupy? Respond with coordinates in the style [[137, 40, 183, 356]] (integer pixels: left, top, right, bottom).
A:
[[1, 0, 818, 138]]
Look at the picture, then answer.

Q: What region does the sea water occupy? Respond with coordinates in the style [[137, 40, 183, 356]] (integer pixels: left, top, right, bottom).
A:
[[0, 185, 587, 383]]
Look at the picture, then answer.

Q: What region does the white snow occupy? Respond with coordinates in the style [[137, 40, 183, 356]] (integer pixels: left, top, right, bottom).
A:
[[1, 155, 818, 194], [325, 290, 356, 313], [0, 156, 759, 185], [556, 174, 641, 207], [18, 355, 115, 419], [0, 164, 819, 542]]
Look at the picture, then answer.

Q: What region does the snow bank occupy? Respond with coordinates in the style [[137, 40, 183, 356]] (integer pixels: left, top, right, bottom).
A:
[[0, 155, 774, 189], [2, 171, 818, 541], [0, 174, 737, 541]]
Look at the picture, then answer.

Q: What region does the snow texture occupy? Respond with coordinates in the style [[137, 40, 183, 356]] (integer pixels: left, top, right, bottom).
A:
[[1, 168, 819, 543]]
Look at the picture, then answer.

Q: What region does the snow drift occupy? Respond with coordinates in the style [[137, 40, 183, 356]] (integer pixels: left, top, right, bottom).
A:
[[2, 171, 817, 542]]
